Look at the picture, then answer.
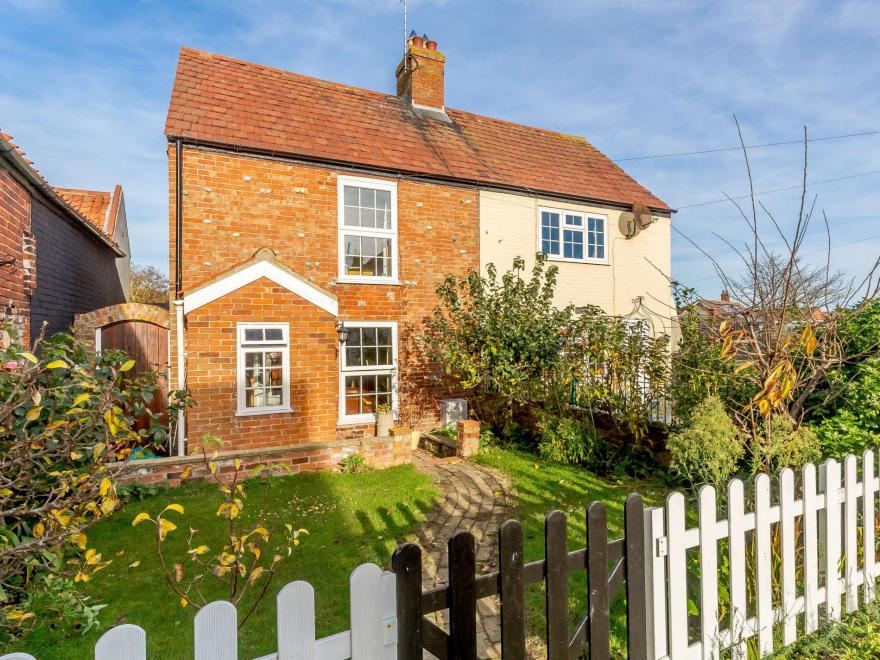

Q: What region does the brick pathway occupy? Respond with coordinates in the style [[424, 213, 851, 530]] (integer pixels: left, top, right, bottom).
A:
[[412, 450, 514, 659]]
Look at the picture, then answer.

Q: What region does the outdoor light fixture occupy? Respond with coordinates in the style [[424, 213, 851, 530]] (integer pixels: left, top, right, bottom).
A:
[[336, 322, 349, 345]]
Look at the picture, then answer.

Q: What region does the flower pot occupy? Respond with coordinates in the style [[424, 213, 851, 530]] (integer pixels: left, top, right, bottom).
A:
[[410, 429, 421, 450], [376, 411, 394, 437]]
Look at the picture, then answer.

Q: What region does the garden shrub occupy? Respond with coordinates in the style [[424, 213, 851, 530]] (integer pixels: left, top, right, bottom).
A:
[[752, 414, 821, 474], [667, 396, 744, 487], [0, 328, 178, 641], [536, 410, 604, 466]]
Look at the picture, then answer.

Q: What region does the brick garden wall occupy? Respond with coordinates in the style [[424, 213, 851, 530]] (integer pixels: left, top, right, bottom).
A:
[[170, 146, 479, 450], [119, 433, 412, 488]]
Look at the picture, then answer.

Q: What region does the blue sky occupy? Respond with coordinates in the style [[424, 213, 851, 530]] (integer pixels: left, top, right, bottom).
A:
[[2, 0, 879, 298]]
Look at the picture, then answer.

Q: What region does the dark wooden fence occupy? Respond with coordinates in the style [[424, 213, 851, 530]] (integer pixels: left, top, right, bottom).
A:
[[392, 494, 651, 660]]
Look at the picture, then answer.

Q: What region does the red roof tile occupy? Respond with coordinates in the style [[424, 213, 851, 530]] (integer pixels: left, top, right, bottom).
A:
[[56, 188, 111, 232], [165, 48, 671, 212]]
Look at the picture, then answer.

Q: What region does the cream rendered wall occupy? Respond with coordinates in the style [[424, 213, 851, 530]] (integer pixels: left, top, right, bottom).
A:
[[479, 190, 674, 336]]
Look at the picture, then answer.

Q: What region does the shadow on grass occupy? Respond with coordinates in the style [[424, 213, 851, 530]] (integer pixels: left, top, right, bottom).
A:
[[10, 464, 439, 660]]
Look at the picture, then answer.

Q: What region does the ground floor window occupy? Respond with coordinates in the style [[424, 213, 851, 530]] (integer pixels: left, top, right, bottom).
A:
[[236, 322, 290, 415], [339, 321, 397, 423]]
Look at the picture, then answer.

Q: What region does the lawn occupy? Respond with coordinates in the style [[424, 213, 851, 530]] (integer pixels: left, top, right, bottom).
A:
[[9, 465, 438, 659], [474, 445, 668, 656]]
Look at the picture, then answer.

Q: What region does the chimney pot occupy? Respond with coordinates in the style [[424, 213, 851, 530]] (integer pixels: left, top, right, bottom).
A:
[[411, 34, 424, 48], [720, 290, 730, 302], [425, 39, 437, 51]]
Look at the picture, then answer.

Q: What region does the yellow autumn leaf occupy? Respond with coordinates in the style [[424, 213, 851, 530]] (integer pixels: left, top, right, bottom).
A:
[[733, 360, 754, 374], [99, 477, 112, 497], [181, 465, 193, 479], [33, 522, 45, 538], [74, 571, 90, 583], [164, 503, 184, 515], [208, 462, 217, 475], [128, 560, 141, 568], [20, 351, 38, 364], [758, 399, 771, 417], [158, 518, 177, 540], [25, 406, 42, 422], [188, 545, 210, 555], [132, 512, 151, 526], [103, 410, 118, 436], [806, 334, 818, 355], [119, 359, 136, 372], [180, 597, 189, 607], [45, 359, 67, 369], [249, 566, 265, 584], [234, 458, 242, 470], [73, 393, 90, 406]]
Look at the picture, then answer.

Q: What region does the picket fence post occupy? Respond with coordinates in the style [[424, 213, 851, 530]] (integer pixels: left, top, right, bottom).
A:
[[803, 461, 820, 634], [277, 581, 316, 660], [195, 600, 237, 660], [95, 623, 147, 660], [644, 505, 666, 660], [697, 484, 719, 660], [727, 477, 747, 660], [821, 458, 843, 621], [779, 468, 797, 646], [864, 450, 876, 604]]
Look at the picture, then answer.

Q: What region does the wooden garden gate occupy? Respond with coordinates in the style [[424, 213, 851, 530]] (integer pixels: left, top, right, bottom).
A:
[[392, 495, 652, 659], [98, 319, 169, 427]]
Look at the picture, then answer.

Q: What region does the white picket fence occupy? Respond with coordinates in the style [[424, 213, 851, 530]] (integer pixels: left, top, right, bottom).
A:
[[645, 451, 879, 659], [2, 563, 397, 660]]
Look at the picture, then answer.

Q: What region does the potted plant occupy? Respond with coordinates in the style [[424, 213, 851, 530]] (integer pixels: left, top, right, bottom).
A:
[[376, 403, 394, 437]]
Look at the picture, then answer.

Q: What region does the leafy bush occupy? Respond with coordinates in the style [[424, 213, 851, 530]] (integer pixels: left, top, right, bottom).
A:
[[424, 254, 577, 432], [338, 452, 369, 474], [667, 396, 744, 487], [0, 328, 176, 641], [536, 410, 606, 466], [752, 414, 821, 474], [808, 302, 880, 458]]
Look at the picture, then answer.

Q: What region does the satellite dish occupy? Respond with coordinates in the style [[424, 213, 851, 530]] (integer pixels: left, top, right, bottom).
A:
[[633, 202, 654, 229], [618, 211, 639, 239]]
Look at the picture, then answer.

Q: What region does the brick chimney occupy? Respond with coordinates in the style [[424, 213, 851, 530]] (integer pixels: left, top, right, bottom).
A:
[[396, 33, 445, 109], [720, 290, 730, 302]]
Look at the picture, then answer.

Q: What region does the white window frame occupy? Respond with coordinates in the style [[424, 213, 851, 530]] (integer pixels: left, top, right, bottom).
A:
[[236, 322, 292, 416], [537, 206, 608, 264], [337, 175, 399, 284], [338, 320, 398, 425]]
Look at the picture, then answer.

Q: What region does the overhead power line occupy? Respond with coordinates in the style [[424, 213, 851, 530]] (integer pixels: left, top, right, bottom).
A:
[[676, 169, 880, 210], [613, 129, 880, 162]]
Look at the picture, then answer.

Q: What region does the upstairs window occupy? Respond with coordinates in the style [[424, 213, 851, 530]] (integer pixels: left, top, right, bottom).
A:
[[338, 176, 398, 282], [236, 323, 290, 415], [539, 207, 607, 263]]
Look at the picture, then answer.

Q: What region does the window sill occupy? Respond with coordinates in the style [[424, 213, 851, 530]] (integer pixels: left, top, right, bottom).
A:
[[235, 407, 294, 418], [336, 277, 402, 286], [338, 413, 378, 426], [544, 256, 610, 266]]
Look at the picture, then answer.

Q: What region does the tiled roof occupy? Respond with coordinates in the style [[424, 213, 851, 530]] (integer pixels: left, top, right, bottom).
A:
[[0, 131, 122, 252], [165, 47, 671, 212], [56, 188, 111, 233]]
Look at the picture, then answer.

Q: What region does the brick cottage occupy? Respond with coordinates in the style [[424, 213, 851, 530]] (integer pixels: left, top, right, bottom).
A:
[[161, 34, 672, 473]]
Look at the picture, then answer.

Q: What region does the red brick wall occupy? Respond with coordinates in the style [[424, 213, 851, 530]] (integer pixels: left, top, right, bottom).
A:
[[170, 146, 478, 450], [185, 277, 338, 449], [0, 167, 32, 342]]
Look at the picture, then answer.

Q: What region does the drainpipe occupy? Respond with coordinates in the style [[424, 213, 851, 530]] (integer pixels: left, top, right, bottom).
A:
[[173, 299, 186, 456], [173, 139, 185, 456], [174, 138, 183, 298]]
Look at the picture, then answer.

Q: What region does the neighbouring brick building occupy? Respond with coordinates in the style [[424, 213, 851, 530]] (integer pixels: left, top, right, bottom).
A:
[[0, 131, 130, 345], [165, 34, 672, 461]]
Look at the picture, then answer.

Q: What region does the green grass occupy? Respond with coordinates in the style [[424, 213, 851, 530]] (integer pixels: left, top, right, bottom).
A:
[[772, 602, 880, 659], [474, 445, 667, 655], [10, 465, 438, 659]]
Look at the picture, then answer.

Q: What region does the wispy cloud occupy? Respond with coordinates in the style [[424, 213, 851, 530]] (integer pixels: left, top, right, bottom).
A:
[[0, 0, 876, 294]]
